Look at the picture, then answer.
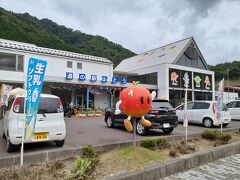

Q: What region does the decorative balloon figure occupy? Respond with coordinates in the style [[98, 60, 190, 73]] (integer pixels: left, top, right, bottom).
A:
[[115, 81, 156, 132]]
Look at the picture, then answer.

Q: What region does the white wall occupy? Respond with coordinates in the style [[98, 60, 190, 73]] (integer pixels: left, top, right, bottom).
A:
[[94, 94, 110, 110]]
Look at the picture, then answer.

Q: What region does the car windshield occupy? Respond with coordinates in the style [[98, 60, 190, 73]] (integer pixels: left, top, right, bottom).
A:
[[151, 101, 173, 110], [19, 97, 61, 113]]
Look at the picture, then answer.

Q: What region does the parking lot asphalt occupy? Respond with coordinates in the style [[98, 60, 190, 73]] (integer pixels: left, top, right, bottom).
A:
[[0, 117, 239, 158]]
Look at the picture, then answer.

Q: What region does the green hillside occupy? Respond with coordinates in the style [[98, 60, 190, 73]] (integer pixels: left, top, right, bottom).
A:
[[0, 7, 135, 66], [209, 61, 240, 81]]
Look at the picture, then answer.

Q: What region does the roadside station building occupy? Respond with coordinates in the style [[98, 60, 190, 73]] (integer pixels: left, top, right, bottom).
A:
[[114, 37, 215, 107], [0, 38, 128, 110]]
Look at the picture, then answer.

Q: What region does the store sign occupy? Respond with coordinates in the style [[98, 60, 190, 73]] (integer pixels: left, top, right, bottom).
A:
[[112, 77, 118, 84], [101, 76, 108, 83], [79, 74, 86, 81], [66, 72, 73, 80], [194, 74, 202, 88], [91, 75, 97, 82], [180, 71, 192, 89], [121, 77, 127, 85], [204, 75, 211, 90], [171, 71, 179, 86]]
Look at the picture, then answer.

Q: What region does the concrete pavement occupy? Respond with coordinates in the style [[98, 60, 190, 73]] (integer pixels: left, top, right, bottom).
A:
[[163, 154, 240, 180]]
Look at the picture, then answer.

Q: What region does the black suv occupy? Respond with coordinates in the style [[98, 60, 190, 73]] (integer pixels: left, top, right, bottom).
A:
[[104, 100, 178, 135]]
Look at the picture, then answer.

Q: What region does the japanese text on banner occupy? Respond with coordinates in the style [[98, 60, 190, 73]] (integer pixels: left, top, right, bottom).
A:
[[25, 58, 47, 141]]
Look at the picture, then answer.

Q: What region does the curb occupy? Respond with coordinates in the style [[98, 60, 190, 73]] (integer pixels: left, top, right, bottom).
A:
[[102, 141, 240, 180], [0, 127, 239, 169]]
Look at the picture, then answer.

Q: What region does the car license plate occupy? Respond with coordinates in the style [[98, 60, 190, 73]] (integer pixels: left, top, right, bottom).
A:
[[163, 123, 170, 128], [34, 133, 48, 140]]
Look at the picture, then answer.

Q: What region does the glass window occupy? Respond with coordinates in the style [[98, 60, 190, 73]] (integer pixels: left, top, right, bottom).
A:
[[17, 55, 24, 71], [193, 102, 210, 109], [19, 97, 60, 113], [227, 102, 238, 108], [187, 102, 194, 109], [140, 74, 148, 84], [67, 61, 72, 68], [77, 62, 82, 69], [148, 72, 157, 85], [198, 57, 206, 69], [0, 53, 16, 71]]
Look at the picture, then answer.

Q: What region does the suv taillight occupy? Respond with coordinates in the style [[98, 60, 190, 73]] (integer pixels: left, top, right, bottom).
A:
[[57, 98, 63, 112], [13, 97, 21, 113]]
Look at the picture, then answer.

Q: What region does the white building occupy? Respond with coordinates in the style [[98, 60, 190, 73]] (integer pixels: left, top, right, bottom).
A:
[[114, 37, 215, 107], [0, 38, 125, 110]]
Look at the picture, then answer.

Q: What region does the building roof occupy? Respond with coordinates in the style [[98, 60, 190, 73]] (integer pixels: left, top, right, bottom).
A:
[[0, 38, 113, 64], [114, 37, 204, 73]]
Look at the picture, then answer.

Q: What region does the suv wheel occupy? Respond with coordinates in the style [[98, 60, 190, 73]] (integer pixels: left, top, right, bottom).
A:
[[162, 127, 174, 135], [6, 135, 16, 152], [136, 121, 147, 136], [222, 123, 228, 128], [56, 139, 65, 147], [203, 118, 213, 128], [106, 115, 114, 128]]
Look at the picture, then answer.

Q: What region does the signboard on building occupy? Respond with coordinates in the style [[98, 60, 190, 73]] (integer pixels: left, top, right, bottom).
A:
[[66, 72, 73, 80]]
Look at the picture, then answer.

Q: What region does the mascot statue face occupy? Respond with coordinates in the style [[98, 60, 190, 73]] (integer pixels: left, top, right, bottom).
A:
[[119, 86, 152, 117], [115, 82, 156, 132]]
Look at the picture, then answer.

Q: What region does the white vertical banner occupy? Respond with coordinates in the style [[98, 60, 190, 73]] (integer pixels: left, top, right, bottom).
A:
[[215, 78, 224, 133], [183, 72, 189, 142]]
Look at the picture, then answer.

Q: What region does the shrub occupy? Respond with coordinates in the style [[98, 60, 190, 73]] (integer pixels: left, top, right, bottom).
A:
[[82, 144, 97, 159], [202, 130, 219, 140], [156, 138, 169, 149], [140, 138, 156, 150], [169, 148, 177, 157], [66, 156, 92, 179], [202, 130, 232, 144], [217, 133, 232, 144]]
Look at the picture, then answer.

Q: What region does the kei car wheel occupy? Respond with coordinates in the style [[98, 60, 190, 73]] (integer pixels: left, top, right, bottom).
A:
[[56, 139, 65, 147], [162, 127, 174, 135], [136, 121, 147, 136], [203, 118, 213, 128], [106, 115, 114, 128], [6, 134, 16, 152]]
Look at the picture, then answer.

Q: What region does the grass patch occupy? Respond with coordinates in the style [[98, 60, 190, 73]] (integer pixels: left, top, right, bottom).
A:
[[112, 146, 162, 169]]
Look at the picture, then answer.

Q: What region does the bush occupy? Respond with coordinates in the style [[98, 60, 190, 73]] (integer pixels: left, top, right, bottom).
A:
[[202, 130, 219, 140], [156, 138, 169, 149], [202, 130, 232, 145], [140, 138, 156, 150], [82, 144, 97, 159], [217, 133, 232, 144]]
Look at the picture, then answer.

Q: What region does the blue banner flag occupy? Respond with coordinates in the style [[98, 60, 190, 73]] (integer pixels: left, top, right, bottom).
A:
[[25, 58, 47, 141]]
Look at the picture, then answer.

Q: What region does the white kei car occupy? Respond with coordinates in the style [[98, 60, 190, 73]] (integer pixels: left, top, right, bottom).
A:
[[176, 101, 231, 128], [226, 100, 240, 120], [2, 94, 66, 152]]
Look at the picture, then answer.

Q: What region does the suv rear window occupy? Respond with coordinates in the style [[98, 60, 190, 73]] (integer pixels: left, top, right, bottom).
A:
[[18, 97, 60, 113], [151, 101, 173, 110]]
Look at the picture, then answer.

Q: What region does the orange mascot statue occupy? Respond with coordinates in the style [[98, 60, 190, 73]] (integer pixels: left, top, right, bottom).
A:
[[115, 81, 156, 132]]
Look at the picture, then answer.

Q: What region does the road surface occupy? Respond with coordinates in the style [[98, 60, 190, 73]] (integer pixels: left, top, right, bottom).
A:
[[0, 117, 239, 158]]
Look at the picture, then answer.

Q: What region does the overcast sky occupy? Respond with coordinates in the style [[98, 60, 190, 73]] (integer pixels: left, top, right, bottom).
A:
[[1, 0, 240, 65]]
